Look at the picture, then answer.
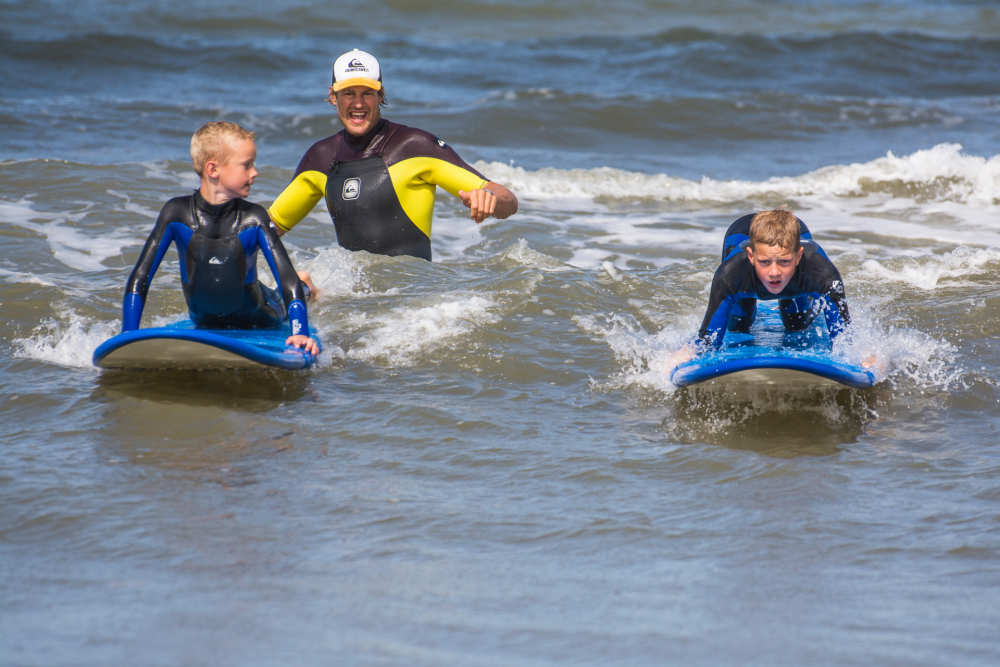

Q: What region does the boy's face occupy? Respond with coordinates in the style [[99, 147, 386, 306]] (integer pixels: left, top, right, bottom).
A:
[[746, 242, 803, 294], [332, 85, 382, 137], [213, 138, 258, 200]]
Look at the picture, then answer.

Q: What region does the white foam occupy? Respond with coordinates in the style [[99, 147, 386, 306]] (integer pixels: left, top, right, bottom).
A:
[[106, 189, 162, 221], [579, 288, 965, 395], [272, 244, 373, 299], [140, 160, 198, 190], [575, 311, 698, 395], [475, 143, 1000, 269], [0, 196, 137, 272], [858, 246, 1000, 290], [345, 293, 500, 367], [835, 314, 963, 390], [0, 197, 38, 226], [499, 238, 569, 271], [479, 143, 1000, 209], [427, 207, 498, 260], [0, 267, 57, 287], [602, 261, 623, 282], [485, 88, 557, 103], [14, 314, 119, 369]]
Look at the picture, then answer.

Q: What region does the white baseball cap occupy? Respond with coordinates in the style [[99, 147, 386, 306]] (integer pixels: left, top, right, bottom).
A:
[[332, 49, 382, 92]]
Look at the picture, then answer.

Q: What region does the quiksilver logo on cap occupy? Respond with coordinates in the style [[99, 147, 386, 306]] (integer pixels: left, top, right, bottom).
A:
[[344, 58, 370, 73]]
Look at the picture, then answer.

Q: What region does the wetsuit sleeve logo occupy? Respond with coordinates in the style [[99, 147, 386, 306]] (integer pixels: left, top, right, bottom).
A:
[[342, 177, 361, 200]]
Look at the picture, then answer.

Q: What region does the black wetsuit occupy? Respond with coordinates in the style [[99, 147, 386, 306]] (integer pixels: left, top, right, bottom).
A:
[[123, 191, 309, 335], [268, 119, 489, 260], [697, 214, 850, 348]]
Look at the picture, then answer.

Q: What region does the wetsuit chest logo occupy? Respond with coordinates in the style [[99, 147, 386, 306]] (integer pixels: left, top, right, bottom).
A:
[[342, 177, 361, 200]]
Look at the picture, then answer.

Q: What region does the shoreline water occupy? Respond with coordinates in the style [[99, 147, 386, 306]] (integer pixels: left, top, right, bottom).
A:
[[3, 1, 1000, 664]]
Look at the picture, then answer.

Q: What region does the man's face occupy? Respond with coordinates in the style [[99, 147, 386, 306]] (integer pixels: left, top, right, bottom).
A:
[[332, 86, 382, 137]]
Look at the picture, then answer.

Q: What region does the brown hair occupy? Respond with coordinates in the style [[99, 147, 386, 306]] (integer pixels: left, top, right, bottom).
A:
[[749, 210, 800, 251], [190, 121, 256, 176]]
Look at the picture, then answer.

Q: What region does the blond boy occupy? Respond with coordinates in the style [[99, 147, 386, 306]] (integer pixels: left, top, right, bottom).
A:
[[123, 121, 318, 355]]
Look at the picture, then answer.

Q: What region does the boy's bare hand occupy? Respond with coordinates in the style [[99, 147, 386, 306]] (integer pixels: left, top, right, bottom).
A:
[[286, 334, 319, 356]]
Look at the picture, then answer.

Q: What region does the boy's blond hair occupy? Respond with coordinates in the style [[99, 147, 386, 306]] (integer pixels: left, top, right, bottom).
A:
[[190, 121, 256, 176], [749, 210, 800, 251]]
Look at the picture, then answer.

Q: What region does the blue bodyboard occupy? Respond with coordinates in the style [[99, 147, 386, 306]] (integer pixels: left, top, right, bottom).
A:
[[670, 303, 875, 389], [93, 319, 320, 370]]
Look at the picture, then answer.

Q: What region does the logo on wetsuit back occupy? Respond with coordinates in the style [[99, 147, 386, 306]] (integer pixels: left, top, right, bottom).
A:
[[342, 177, 361, 200]]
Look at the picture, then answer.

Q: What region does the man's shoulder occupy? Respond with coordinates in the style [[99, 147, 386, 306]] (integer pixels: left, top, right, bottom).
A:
[[306, 130, 347, 152], [295, 132, 349, 172], [386, 120, 439, 141], [384, 120, 454, 153], [381, 119, 482, 176]]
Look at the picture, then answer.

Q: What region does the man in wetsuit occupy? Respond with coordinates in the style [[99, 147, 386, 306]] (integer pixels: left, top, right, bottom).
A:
[[123, 121, 318, 355], [268, 48, 518, 261], [669, 210, 851, 368]]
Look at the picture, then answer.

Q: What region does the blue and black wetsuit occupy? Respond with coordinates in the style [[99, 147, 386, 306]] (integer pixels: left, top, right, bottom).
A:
[[122, 191, 309, 334], [697, 214, 850, 348]]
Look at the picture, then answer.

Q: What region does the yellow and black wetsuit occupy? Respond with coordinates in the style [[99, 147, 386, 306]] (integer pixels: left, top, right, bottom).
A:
[[268, 119, 488, 260]]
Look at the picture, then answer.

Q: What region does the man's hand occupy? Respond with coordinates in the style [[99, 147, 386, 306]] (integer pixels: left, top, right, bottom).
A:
[[458, 187, 498, 223]]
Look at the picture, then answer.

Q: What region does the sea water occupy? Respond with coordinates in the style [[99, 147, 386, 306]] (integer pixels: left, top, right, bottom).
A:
[[2, 1, 999, 665]]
